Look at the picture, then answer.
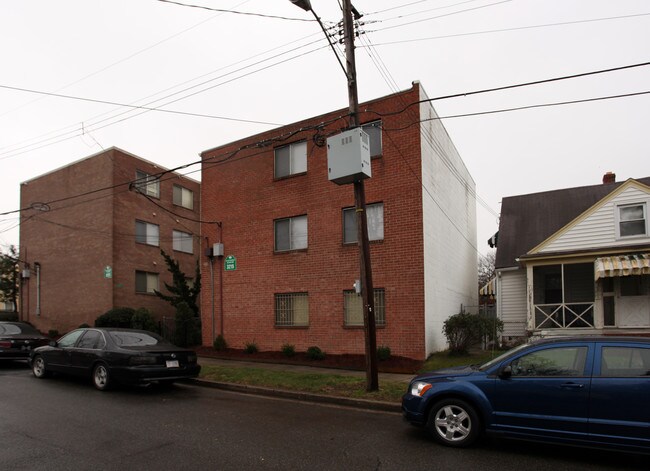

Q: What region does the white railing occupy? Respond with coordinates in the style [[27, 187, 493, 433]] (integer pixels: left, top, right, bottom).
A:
[[534, 303, 594, 329]]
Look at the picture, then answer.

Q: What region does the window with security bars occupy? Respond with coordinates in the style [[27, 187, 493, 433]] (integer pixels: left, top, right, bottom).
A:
[[275, 293, 309, 327], [134, 170, 160, 198], [173, 185, 194, 210], [135, 271, 159, 294], [344, 289, 385, 326]]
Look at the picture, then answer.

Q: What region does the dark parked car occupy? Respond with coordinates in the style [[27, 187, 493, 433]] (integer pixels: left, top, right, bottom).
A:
[[29, 327, 200, 390], [0, 321, 49, 360], [402, 336, 650, 453]]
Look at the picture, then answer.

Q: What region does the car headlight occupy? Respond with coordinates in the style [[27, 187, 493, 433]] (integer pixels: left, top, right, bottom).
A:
[[410, 381, 432, 397]]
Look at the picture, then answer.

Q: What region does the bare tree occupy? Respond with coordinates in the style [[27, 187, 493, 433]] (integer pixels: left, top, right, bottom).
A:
[[478, 250, 496, 290]]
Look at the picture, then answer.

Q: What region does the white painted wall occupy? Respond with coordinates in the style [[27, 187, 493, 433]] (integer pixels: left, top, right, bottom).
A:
[[497, 269, 528, 338], [419, 83, 478, 356]]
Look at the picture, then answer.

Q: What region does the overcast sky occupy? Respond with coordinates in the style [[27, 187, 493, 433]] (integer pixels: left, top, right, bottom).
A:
[[1, 0, 649, 257]]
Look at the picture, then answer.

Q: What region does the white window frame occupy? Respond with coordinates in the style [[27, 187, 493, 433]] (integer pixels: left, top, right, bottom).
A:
[[135, 220, 160, 246], [343, 202, 384, 244], [274, 215, 308, 252], [135, 170, 160, 198], [135, 271, 159, 294], [173, 185, 194, 210], [274, 141, 307, 178], [615, 202, 648, 239], [173, 230, 194, 254]]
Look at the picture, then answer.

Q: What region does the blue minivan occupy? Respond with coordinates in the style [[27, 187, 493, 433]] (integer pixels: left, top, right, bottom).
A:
[[402, 337, 650, 452]]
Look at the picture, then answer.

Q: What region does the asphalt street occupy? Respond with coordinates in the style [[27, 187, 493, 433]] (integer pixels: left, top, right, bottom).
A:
[[0, 361, 647, 471]]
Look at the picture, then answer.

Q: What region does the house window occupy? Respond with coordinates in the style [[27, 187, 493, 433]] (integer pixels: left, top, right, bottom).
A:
[[275, 293, 309, 326], [274, 141, 307, 178], [135, 271, 159, 294], [274, 215, 308, 251], [362, 120, 382, 158], [343, 203, 384, 244], [344, 288, 385, 326], [135, 220, 159, 246], [173, 185, 194, 210], [173, 230, 193, 254], [618, 203, 647, 237], [135, 170, 160, 198], [620, 275, 650, 297]]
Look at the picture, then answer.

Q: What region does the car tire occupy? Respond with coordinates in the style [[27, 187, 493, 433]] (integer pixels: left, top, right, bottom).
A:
[[32, 355, 50, 379], [427, 398, 480, 448], [92, 363, 111, 391]]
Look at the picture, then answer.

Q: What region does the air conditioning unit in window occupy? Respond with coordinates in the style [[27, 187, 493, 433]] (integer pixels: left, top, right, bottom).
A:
[[326, 128, 371, 185]]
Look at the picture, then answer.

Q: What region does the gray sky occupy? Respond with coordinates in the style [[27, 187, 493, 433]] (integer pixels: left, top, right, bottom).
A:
[[2, 0, 649, 256]]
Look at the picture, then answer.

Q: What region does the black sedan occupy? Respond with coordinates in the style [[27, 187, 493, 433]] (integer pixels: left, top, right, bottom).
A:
[[29, 327, 200, 390], [0, 321, 49, 361]]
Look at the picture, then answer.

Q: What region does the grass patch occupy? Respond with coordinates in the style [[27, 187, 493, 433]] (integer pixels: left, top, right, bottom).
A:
[[420, 349, 502, 373], [199, 365, 407, 403]]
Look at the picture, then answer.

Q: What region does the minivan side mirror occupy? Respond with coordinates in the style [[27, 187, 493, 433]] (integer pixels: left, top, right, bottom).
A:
[[499, 365, 512, 379]]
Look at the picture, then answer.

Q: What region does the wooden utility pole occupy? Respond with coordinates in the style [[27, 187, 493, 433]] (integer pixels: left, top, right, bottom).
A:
[[342, 0, 378, 392], [290, 0, 378, 391]]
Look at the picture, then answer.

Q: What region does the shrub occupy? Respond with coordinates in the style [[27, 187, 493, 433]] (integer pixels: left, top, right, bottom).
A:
[[306, 346, 325, 360], [443, 312, 504, 355], [213, 334, 227, 351], [174, 302, 195, 348], [95, 307, 135, 328], [377, 346, 391, 361], [131, 308, 158, 333], [78, 323, 90, 328], [244, 342, 258, 354], [281, 343, 296, 357], [48, 329, 59, 339]]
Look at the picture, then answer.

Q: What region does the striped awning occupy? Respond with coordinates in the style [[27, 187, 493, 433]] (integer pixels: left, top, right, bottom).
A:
[[594, 254, 650, 280], [480, 278, 496, 296]]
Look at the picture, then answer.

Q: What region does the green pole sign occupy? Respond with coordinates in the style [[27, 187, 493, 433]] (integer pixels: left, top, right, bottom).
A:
[[224, 255, 236, 271]]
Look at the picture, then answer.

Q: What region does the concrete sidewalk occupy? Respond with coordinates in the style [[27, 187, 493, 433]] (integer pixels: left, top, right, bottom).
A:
[[192, 356, 417, 413]]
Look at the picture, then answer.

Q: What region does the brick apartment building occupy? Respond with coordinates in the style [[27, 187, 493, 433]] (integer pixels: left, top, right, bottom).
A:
[[19, 147, 200, 334], [200, 82, 477, 360]]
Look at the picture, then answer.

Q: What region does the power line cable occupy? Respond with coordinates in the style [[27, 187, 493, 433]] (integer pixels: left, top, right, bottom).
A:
[[156, 0, 317, 21]]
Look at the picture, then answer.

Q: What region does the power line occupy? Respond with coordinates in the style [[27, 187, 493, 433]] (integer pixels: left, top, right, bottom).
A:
[[364, 12, 650, 46], [156, 0, 316, 21]]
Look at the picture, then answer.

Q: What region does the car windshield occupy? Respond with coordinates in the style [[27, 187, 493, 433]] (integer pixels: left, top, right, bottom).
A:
[[0, 323, 40, 336], [478, 343, 530, 371], [109, 331, 162, 347]]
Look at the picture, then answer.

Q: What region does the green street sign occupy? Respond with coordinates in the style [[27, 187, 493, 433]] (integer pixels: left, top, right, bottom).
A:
[[104, 266, 113, 279], [224, 255, 236, 271]]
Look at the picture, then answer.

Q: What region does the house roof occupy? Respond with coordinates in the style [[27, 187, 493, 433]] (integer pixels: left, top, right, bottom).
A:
[[495, 176, 650, 269]]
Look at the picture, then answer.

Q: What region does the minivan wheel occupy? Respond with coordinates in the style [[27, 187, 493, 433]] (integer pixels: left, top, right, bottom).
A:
[[32, 355, 49, 378], [427, 398, 480, 448], [92, 363, 111, 391]]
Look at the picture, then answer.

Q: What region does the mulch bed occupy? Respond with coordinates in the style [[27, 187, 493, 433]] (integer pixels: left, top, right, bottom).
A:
[[194, 346, 423, 375]]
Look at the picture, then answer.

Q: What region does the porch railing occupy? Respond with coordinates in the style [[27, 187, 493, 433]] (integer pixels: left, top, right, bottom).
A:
[[534, 303, 594, 329]]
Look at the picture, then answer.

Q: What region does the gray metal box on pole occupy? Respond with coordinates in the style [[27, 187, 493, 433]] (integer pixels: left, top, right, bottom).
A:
[[326, 128, 371, 185]]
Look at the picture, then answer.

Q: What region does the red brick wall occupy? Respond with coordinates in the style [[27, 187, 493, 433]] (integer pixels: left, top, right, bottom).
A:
[[19, 148, 201, 334], [200, 84, 427, 359]]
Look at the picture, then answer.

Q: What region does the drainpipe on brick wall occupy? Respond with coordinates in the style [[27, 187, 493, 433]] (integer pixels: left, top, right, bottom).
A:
[[34, 262, 41, 316]]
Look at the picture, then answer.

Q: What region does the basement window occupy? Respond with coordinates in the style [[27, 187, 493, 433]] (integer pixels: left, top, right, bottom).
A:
[[275, 293, 309, 327]]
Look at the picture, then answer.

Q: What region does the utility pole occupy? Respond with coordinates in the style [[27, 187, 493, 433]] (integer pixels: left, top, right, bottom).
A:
[[290, 0, 378, 391]]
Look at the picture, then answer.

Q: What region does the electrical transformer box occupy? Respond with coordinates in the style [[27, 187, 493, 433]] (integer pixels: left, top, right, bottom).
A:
[[326, 128, 371, 185]]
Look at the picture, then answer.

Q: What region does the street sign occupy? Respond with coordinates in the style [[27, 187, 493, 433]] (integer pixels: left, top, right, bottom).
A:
[[224, 255, 236, 271], [104, 266, 112, 279]]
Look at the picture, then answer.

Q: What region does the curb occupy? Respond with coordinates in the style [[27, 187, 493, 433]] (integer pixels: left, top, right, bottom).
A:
[[189, 378, 402, 413]]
